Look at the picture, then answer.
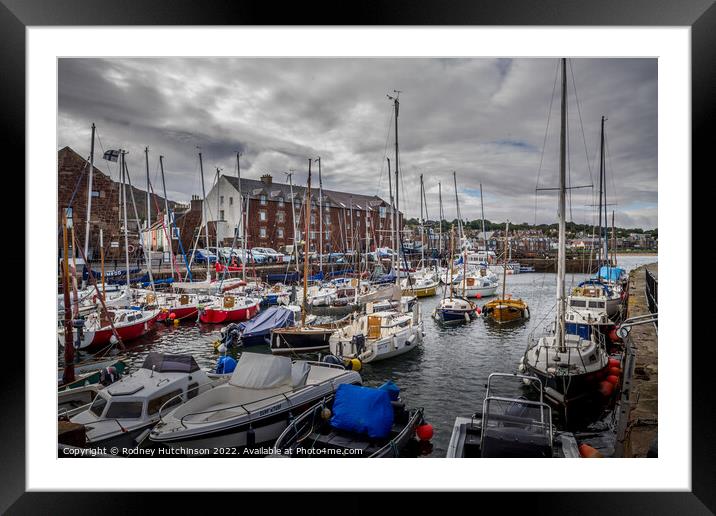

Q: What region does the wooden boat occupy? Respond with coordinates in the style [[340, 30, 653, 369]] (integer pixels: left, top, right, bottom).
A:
[[482, 222, 529, 323], [58, 358, 128, 391], [58, 308, 159, 352], [270, 315, 353, 354]]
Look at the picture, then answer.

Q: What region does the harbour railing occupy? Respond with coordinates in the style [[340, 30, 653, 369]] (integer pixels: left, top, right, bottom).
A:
[[644, 267, 658, 325]]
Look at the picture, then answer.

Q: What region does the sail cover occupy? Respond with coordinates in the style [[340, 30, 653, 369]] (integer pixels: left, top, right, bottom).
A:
[[239, 306, 295, 339]]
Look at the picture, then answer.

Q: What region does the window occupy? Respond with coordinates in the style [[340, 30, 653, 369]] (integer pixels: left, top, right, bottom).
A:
[[260, 227, 267, 238], [278, 197, 285, 207], [89, 396, 107, 417], [147, 389, 183, 415], [220, 195, 224, 205], [105, 401, 144, 419], [260, 194, 267, 205], [91, 190, 100, 197], [229, 196, 233, 205], [187, 383, 199, 400], [277, 228, 284, 239], [311, 214, 316, 224], [277, 212, 285, 223], [172, 227, 180, 240], [325, 230, 331, 240], [589, 301, 605, 308], [259, 210, 267, 222], [570, 300, 587, 307], [379, 207, 386, 219], [220, 210, 225, 220]]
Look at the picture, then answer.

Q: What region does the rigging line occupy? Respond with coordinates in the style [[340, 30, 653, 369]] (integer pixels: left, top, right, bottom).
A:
[[534, 59, 560, 226], [604, 129, 619, 209], [375, 107, 395, 197], [568, 59, 595, 187], [94, 127, 117, 182]]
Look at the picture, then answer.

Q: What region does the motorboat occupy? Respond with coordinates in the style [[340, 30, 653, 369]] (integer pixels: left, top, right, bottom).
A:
[[272, 381, 426, 458], [401, 275, 438, 298], [328, 301, 423, 364], [446, 373, 580, 458], [148, 353, 362, 452], [570, 280, 622, 320], [70, 352, 224, 450], [198, 295, 261, 324], [58, 307, 159, 352]]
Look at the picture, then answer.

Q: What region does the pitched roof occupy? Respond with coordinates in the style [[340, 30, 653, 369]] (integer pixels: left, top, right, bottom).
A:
[[223, 176, 395, 212]]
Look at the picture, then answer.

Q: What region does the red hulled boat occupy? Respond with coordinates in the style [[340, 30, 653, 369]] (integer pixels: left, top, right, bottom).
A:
[[198, 295, 260, 324]]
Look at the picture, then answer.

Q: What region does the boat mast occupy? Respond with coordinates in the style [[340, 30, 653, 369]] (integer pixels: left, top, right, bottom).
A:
[[316, 157, 323, 274], [216, 167, 221, 253], [480, 182, 487, 254], [198, 151, 211, 283], [597, 115, 605, 266], [502, 221, 509, 300], [236, 152, 245, 281], [144, 147, 152, 281], [387, 157, 393, 273], [438, 181, 443, 263], [61, 211, 75, 384], [100, 228, 105, 300], [556, 58, 568, 352], [159, 156, 175, 280], [388, 91, 401, 289], [302, 159, 312, 327], [83, 123, 96, 284], [453, 171, 462, 250], [120, 151, 131, 293], [286, 170, 299, 271], [611, 210, 617, 266], [420, 174, 425, 268]]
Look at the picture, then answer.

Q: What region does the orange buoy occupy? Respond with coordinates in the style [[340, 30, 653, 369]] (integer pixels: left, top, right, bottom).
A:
[[475, 307, 481, 314], [609, 327, 622, 343], [599, 380, 614, 397], [475, 293, 482, 299], [608, 358, 621, 369], [579, 443, 604, 458], [609, 366, 621, 376], [607, 375, 619, 385]]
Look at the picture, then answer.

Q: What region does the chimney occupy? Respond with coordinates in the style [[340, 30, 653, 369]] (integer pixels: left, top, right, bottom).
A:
[[190, 194, 202, 212], [260, 174, 273, 186]]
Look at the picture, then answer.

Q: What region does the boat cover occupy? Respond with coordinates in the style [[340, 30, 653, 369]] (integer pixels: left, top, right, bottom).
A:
[[215, 356, 237, 374], [577, 279, 613, 295], [239, 306, 295, 339], [141, 352, 200, 373], [378, 380, 400, 401], [330, 383, 394, 439], [229, 352, 292, 389], [596, 266, 626, 282]]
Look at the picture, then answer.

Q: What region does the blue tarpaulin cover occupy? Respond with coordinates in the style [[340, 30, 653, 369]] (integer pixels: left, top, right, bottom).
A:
[[215, 356, 237, 374], [238, 306, 295, 345], [378, 380, 400, 401], [330, 383, 394, 439], [597, 266, 625, 282]]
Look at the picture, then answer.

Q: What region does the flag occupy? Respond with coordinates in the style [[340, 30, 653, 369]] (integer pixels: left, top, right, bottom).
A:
[[103, 149, 119, 162]]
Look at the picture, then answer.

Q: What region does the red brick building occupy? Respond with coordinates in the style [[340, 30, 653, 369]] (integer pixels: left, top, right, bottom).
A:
[[206, 173, 403, 254]]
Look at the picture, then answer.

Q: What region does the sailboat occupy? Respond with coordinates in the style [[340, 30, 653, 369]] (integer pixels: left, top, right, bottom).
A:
[[433, 226, 479, 324], [270, 159, 347, 354], [402, 174, 439, 298], [328, 91, 423, 363], [482, 222, 530, 323], [521, 59, 609, 407]]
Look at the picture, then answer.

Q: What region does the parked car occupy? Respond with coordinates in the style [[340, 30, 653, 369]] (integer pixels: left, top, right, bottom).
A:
[[252, 247, 285, 264], [193, 248, 218, 264]]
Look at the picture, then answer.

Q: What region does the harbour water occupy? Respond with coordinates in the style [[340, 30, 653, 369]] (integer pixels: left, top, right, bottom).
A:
[[69, 254, 656, 457]]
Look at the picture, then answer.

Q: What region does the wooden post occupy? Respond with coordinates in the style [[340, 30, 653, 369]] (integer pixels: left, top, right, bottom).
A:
[[62, 211, 75, 384]]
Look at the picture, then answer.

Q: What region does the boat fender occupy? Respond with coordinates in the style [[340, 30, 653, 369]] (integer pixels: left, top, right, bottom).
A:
[[320, 407, 332, 420], [100, 366, 120, 386], [517, 363, 525, 373], [109, 335, 118, 345], [599, 380, 615, 397], [578, 443, 604, 458], [246, 426, 256, 448], [464, 312, 470, 322], [416, 423, 433, 442], [345, 358, 362, 372]]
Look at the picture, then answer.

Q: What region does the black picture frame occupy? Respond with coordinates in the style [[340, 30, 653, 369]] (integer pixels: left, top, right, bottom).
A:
[[3, 0, 710, 513]]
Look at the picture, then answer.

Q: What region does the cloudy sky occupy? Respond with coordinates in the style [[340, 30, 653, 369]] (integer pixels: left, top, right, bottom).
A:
[[58, 58, 657, 229]]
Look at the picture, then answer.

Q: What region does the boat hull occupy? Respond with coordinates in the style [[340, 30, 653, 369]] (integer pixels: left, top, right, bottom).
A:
[[433, 308, 477, 324], [199, 302, 260, 324], [270, 329, 333, 354]]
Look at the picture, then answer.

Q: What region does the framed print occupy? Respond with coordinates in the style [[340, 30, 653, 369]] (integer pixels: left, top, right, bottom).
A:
[[2, 0, 712, 512]]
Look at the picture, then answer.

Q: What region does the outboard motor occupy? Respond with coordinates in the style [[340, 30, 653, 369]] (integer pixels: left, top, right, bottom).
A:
[[351, 333, 366, 356], [72, 317, 85, 349], [220, 323, 243, 349], [99, 366, 121, 386]]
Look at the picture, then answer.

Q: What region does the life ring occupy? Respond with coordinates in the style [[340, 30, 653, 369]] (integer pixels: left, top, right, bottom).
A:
[[127, 244, 136, 253]]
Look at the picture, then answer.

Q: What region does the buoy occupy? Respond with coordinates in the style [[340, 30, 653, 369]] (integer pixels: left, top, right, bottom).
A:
[[169, 312, 177, 320], [609, 366, 621, 376], [475, 307, 481, 314], [606, 375, 619, 385], [518, 363, 525, 373], [346, 358, 362, 372], [475, 293, 482, 299], [608, 357, 621, 368], [173, 319, 180, 326], [109, 335, 118, 344], [608, 327, 621, 343], [599, 380, 614, 397], [416, 423, 434, 441], [578, 443, 604, 458], [320, 407, 332, 420]]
